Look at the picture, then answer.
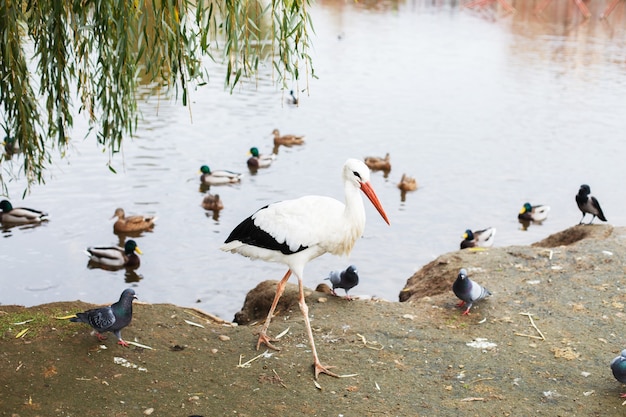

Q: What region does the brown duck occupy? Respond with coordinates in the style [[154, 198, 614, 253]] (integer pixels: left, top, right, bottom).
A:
[[112, 208, 157, 233], [272, 129, 305, 146], [397, 174, 418, 192], [364, 153, 391, 172]]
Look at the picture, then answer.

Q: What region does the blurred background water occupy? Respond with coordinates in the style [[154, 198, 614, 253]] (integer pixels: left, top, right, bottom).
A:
[[2, 0, 626, 321]]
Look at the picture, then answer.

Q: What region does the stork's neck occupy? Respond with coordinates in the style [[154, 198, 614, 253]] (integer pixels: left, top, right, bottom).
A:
[[343, 181, 366, 237]]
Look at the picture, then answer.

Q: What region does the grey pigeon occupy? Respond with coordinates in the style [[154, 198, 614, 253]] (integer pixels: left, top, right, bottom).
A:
[[452, 268, 491, 315], [611, 349, 626, 397], [325, 265, 359, 299], [70, 288, 137, 346], [576, 184, 607, 224]]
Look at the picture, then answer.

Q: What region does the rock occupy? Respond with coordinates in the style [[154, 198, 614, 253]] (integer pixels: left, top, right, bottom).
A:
[[233, 280, 321, 325]]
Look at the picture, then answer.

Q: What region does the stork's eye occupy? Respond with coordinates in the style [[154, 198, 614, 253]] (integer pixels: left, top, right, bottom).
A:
[[352, 171, 361, 180]]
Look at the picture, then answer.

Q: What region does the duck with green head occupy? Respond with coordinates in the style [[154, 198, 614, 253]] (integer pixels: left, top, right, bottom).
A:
[[460, 227, 496, 249], [518, 202, 550, 223], [247, 147, 276, 169], [0, 200, 49, 224], [85, 240, 142, 269], [199, 165, 243, 185]]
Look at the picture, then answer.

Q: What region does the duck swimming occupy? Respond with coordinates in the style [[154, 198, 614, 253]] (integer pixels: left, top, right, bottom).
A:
[[460, 227, 496, 249], [85, 240, 142, 269], [272, 129, 305, 147], [0, 200, 49, 224], [199, 165, 243, 185], [112, 208, 157, 233], [247, 147, 276, 169], [364, 153, 391, 172]]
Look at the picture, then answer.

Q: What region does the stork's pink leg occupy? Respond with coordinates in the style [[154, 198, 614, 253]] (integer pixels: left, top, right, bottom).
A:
[[256, 270, 292, 351], [296, 277, 339, 379], [601, 0, 621, 19]]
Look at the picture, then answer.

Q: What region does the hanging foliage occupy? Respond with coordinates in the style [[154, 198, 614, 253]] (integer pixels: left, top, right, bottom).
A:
[[0, 0, 314, 194]]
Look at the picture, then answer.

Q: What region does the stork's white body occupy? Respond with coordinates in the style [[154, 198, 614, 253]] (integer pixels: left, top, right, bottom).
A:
[[221, 158, 390, 379]]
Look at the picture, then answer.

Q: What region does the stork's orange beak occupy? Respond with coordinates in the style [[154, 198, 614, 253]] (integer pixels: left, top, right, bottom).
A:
[[360, 181, 390, 225]]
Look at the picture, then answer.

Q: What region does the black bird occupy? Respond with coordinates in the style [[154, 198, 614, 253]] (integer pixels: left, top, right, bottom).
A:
[[325, 264, 359, 299], [576, 184, 607, 224], [70, 288, 137, 346], [452, 268, 491, 315], [611, 349, 626, 397]]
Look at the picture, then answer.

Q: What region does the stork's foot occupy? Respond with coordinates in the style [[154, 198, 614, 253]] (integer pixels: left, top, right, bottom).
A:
[[313, 361, 339, 379], [256, 332, 281, 351]]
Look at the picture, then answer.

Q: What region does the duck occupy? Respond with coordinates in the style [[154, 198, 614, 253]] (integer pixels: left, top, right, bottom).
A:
[[112, 208, 157, 234], [287, 90, 298, 105], [247, 147, 276, 169], [397, 174, 418, 192], [201, 193, 224, 211], [85, 240, 142, 269], [199, 165, 243, 185], [518, 202, 550, 223], [0, 200, 49, 224], [364, 153, 391, 172], [460, 227, 496, 249], [272, 129, 305, 147]]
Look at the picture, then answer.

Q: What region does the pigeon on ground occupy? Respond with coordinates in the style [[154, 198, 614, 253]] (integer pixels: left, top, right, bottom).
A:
[[611, 349, 626, 397], [325, 265, 359, 299], [452, 268, 491, 315], [576, 184, 607, 224], [70, 288, 137, 346]]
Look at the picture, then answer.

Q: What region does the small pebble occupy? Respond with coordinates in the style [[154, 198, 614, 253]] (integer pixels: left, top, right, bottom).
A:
[[317, 297, 328, 303], [143, 408, 154, 415], [210, 348, 218, 354], [218, 335, 230, 341]]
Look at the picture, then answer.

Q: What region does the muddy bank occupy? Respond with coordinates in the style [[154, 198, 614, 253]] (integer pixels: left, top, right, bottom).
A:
[[2, 224, 626, 416]]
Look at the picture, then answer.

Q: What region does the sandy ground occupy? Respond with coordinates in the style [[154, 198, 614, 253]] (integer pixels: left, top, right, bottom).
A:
[[2, 224, 626, 416]]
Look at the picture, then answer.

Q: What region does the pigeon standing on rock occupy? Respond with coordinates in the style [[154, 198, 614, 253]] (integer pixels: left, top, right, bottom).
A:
[[611, 349, 626, 397], [452, 268, 491, 315], [576, 184, 607, 224], [325, 265, 359, 299], [70, 288, 137, 346]]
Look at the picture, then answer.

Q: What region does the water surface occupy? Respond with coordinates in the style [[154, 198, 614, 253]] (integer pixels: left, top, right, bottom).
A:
[[2, 0, 626, 320]]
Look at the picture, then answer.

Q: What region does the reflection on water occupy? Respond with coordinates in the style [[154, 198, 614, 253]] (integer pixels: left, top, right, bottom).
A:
[[1, 0, 626, 321]]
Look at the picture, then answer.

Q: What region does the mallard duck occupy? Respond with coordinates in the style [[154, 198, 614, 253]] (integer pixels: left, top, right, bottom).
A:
[[201, 193, 224, 211], [518, 202, 550, 223], [397, 174, 418, 192], [460, 227, 496, 249], [272, 129, 305, 146], [247, 147, 276, 169], [85, 240, 142, 269], [0, 199, 49, 224], [112, 208, 157, 233], [199, 165, 243, 185], [364, 153, 391, 172]]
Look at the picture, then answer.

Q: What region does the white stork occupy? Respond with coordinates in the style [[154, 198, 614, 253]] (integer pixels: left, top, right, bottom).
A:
[[221, 158, 390, 379]]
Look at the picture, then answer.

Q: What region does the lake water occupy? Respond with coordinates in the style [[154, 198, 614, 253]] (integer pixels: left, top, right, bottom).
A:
[[2, 0, 626, 321]]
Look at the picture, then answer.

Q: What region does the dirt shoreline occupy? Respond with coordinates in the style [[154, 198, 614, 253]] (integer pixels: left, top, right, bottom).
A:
[[2, 224, 626, 416]]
